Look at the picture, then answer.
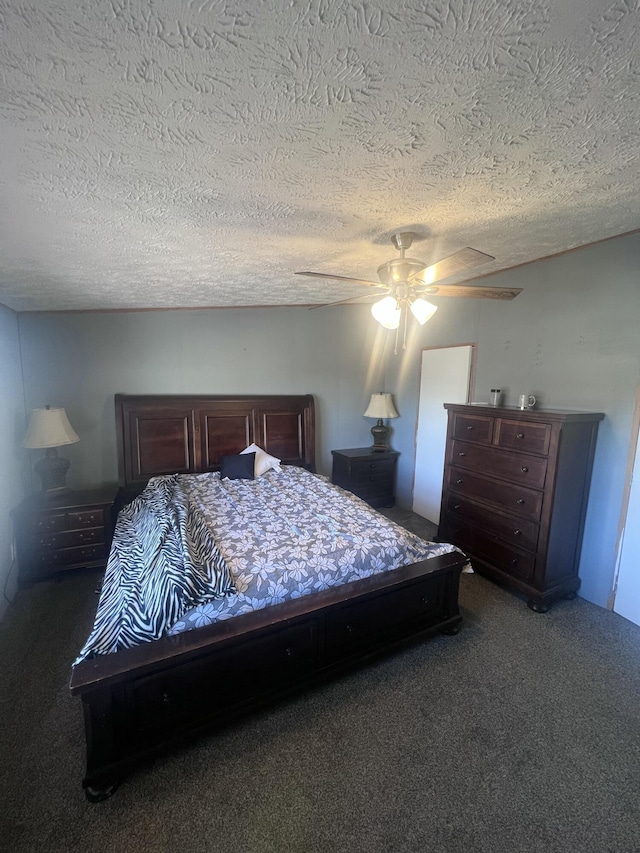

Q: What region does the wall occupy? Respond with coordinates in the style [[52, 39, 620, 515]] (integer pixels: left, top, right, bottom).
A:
[[386, 232, 640, 608], [18, 305, 387, 487], [0, 305, 27, 618]]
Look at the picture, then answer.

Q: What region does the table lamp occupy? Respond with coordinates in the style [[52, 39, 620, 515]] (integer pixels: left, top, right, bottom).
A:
[[23, 405, 79, 494], [363, 393, 399, 452]]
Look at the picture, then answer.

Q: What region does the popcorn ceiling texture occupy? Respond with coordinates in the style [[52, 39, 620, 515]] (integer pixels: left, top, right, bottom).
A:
[[0, 0, 638, 311]]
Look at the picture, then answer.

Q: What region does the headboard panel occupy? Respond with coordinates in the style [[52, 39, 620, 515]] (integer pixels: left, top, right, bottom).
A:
[[115, 394, 316, 491]]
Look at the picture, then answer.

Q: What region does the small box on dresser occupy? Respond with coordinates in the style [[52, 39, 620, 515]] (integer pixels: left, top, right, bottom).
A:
[[13, 488, 117, 586], [437, 404, 604, 611], [331, 448, 399, 508]]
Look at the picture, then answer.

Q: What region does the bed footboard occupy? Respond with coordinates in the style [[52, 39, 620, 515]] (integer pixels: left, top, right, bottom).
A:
[[71, 551, 465, 800]]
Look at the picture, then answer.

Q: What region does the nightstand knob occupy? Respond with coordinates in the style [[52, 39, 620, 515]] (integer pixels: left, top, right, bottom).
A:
[[517, 433, 525, 439], [421, 596, 429, 605], [458, 452, 466, 457], [454, 504, 461, 510], [510, 558, 518, 566], [520, 466, 528, 472], [466, 425, 473, 431], [456, 478, 463, 484], [345, 624, 354, 633], [513, 529, 522, 536], [516, 498, 525, 505], [285, 646, 293, 656]]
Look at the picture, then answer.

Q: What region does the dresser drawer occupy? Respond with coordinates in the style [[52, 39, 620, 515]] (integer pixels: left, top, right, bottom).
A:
[[496, 419, 552, 456], [451, 413, 494, 445], [446, 466, 543, 521], [446, 521, 536, 582], [450, 440, 548, 489], [444, 495, 539, 552]]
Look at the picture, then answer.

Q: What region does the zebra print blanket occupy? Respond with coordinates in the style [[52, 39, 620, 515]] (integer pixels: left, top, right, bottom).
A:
[[74, 475, 236, 663]]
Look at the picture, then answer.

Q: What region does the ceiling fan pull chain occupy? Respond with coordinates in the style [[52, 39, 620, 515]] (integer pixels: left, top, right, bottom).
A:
[[402, 302, 408, 350], [394, 324, 399, 356]]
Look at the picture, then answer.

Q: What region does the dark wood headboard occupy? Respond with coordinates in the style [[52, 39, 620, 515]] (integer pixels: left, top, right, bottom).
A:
[[115, 394, 316, 491]]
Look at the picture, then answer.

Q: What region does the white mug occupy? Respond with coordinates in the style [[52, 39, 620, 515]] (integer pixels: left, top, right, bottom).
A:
[[519, 394, 536, 409]]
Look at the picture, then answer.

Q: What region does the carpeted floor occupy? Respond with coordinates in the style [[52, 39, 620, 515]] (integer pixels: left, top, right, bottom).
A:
[[1, 509, 639, 853]]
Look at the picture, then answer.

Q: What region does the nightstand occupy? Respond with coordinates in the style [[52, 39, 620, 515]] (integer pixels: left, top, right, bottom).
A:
[[331, 448, 399, 508], [13, 487, 117, 586]]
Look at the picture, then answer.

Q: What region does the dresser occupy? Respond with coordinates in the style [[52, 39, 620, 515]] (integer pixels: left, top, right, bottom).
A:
[[331, 448, 399, 508], [437, 404, 603, 611], [13, 488, 117, 586]]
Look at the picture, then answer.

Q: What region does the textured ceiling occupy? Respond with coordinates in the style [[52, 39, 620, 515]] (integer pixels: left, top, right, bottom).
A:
[[0, 0, 638, 311]]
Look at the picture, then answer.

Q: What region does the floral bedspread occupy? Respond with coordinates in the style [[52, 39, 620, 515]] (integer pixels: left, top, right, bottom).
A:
[[167, 466, 458, 636]]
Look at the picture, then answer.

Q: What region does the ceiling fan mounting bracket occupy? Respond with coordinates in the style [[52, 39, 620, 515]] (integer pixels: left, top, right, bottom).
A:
[[390, 231, 415, 253]]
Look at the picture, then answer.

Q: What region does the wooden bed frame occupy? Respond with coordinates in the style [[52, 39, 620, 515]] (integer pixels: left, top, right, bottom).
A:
[[70, 393, 465, 800]]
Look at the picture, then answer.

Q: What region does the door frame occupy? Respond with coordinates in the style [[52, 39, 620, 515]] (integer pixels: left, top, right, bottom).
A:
[[610, 379, 640, 612], [411, 342, 477, 519]]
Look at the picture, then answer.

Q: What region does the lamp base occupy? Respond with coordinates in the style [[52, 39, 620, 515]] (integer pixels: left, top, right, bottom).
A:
[[370, 419, 391, 452], [34, 448, 71, 494]]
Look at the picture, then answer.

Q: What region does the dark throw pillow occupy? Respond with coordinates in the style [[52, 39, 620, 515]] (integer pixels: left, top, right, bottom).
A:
[[220, 452, 256, 480]]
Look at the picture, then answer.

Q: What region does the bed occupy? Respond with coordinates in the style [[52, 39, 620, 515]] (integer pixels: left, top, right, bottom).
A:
[[70, 393, 466, 800]]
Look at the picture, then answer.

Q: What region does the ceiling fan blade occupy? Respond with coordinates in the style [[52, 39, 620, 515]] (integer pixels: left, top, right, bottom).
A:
[[408, 247, 495, 286], [309, 294, 380, 310], [416, 284, 522, 300], [296, 271, 384, 288]]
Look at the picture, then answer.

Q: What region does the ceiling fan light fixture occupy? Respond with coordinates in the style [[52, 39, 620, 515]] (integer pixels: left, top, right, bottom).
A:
[[410, 297, 438, 325], [371, 296, 401, 330]]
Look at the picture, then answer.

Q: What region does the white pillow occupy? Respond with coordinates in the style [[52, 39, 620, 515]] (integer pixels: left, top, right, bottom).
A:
[[241, 443, 281, 477]]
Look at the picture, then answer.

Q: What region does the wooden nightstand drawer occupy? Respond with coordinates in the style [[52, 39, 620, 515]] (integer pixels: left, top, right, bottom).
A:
[[68, 508, 107, 529], [352, 459, 395, 480], [32, 543, 110, 575], [13, 488, 116, 586], [36, 527, 105, 550]]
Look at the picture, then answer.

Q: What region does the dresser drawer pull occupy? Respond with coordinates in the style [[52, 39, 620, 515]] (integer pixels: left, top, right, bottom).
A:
[[162, 692, 170, 704], [510, 558, 518, 566], [454, 504, 461, 510], [421, 596, 429, 605], [520, 466, 529, 472], [466, 425, 474, 430], [456, 478, 463, 484], [285, 646, 293, 656], [458, 452, 466, 457], [516, 498, 525, 505], [513, 530, 522, 536], [346, 624, 353, 633], [517, 433, 525, 439]]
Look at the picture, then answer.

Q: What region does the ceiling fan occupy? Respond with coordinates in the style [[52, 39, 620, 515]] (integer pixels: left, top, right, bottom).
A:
[[296, 231, 522, 352]]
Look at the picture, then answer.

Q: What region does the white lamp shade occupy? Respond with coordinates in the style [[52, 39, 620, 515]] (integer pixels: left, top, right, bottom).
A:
[[410, 298, 438, 325], [371, 296, 401, 330], [363, 393, 399, 420], [23, 407, 80, 449]]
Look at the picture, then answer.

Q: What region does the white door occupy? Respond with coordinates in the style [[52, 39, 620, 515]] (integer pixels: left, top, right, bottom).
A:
[[412, 345, 474, 524], [614, 426, 640, 626]]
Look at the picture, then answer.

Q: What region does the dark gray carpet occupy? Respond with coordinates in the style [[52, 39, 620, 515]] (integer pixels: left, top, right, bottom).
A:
[[1, 509, 639, 853]]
